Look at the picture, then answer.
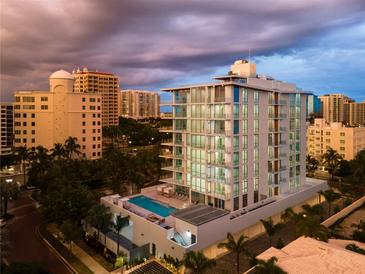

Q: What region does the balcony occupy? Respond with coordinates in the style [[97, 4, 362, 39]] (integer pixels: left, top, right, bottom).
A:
[[159, 152, 173, 159], [209, 97, 232, 104], [160, 139, 173, 146], [160, 100, 173, 106], [159, 126, 173, 132]]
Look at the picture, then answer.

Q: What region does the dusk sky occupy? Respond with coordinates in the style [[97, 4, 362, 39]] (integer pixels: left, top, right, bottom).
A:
[[1, 0, 365, 102]]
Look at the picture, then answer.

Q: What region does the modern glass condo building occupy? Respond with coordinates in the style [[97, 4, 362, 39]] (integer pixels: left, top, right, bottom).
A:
[[160, 60, 307, 212]]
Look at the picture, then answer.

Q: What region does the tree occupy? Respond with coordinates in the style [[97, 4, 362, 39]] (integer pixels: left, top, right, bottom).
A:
[[306, 155, 319, 176], [64, 137, 81, 159], [334, 160, 352, 177], [51, 143, 65, 160], [86, 204, 111, 246], [350, 149, 365, 184], [41, 179, 92, 225], [255, 256, 287, 274], [183, 251, 216, 274], [218, 233, 248, 274], [318, 189, 341, 217], [12, 146, 31, 185], [260, 217, 279, 246], [351, 220, 365, 243], [297, 216, 329, 242], [0, 179, 20, 217], [301, 204, 324, 218], [60, 220, 81, 253], [281, 208, 302, 238], [322, 148, 342, 180], [113, 215, 130, 255]]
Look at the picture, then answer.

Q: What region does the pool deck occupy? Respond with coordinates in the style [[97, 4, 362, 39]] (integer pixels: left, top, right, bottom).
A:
[[141, 185, 190, 210]]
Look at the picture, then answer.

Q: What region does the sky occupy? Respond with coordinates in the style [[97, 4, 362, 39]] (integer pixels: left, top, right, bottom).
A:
[[1, 0, 365, 102]]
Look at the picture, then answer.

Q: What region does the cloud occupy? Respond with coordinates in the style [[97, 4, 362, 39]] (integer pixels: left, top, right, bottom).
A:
[[1, 0, 365, 101]]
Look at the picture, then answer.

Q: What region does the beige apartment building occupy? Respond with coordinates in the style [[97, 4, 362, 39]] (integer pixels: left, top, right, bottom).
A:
[[119, 90, 160, 119], [344, 100, 365, 126], [319, 94, 354, 124], [73, 68, 119, 127], [13, 70, 102, 159], [0, 102, 13, 155], [307, 118, 365, 160]]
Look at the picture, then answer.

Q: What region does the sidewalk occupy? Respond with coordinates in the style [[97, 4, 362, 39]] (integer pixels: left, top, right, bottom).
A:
[[69, 243, 110, 274]]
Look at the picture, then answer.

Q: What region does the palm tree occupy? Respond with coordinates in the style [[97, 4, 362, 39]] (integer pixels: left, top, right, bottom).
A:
[[281, 208, 302, 238], [218, 233, 248, 274], [318, 189, 341, 217], [86, 204, 111, 246], [12, 146, 31, 185], [322, 148, 342, 180], [297, 216, 329, 242], [306, 155, 319, 176], [113, 215, 130, 255], [260, 217, 279, 246], [64, 137, 81, 159], [51, 143, 65, 160], [183, 251, 216, 274], [255, 256, 287, 274]]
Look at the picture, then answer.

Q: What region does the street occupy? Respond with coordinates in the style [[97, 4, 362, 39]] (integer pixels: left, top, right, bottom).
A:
[[6, 190, 70, 274]]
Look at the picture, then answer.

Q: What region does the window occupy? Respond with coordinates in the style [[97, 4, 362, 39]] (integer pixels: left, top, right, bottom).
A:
[[23, 122, 27, 126], [82, 98, 86, 102], [31, 138, 35, 143], [90, 98, 95, 102], [22, 96, 35, 102], [31, 122, 35, 126], [23, 105, 35, 110], [82, 106, 86, 110], [31, 113, 35, 118], [23, 130, 27, 134], [82, 122, 86, 126], [41, 97, 48, 101], [41, 105, 48, 110], [14, 113, 21, 118], [15, 96, 20, 102], [82, 114, 86, 118], [340, 132, 345, 137], [82, 129, 86, 133], [23, 113, 27, 118], [90, 106, 95, 110], [31, 130, 35, 134]]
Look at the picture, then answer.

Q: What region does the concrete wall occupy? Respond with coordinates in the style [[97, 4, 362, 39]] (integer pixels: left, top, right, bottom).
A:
[[322, 196, 365, 228]]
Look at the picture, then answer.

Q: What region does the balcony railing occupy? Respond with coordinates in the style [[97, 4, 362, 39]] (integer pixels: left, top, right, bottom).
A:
[[160, 100, 173, 105]]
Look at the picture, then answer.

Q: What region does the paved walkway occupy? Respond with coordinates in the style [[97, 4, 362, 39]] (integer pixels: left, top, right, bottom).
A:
[[68, 242, 110, 274]]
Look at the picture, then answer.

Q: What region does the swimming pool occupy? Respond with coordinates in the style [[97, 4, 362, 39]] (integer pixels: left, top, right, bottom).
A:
[[128, 195, 176, 218]]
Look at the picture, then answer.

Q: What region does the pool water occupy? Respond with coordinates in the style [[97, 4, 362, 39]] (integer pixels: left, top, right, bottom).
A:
[[128, 195, 176, 217]]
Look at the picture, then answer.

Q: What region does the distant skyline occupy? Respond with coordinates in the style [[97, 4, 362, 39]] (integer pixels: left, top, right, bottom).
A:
[[1, 0, 364, 102]]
